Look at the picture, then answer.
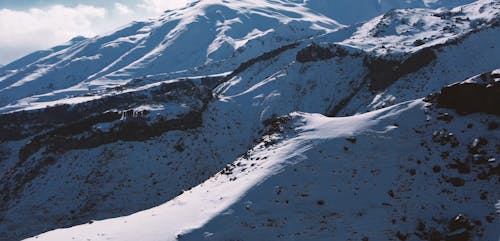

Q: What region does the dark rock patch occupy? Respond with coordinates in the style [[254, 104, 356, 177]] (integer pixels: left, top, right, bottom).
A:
[[437, 113, 454, 122], [296, 43, 348, 63], [346, 137, 357, 144], [366, 48, 436, 91], [432, 129, 459, 147], [435, 73, 500, 116], [224, 43, 299, 82], [487, 121, 498, 130], [468, 137, 488, 154], [447, 177, 465, 187]]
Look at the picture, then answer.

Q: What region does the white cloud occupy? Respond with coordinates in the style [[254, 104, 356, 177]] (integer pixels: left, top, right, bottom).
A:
[[137, 0, 191, 14], [114, 2, 133, 15], [0, 4, 107, 64], [0, 1, 194, 65]]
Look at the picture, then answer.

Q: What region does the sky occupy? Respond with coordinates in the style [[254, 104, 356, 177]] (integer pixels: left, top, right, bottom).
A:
[[0, 0, 191, 65]]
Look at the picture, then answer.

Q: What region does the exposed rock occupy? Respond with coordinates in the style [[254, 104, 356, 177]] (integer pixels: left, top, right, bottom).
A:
[[487, 121, 498, 130], [446, 214, 473, 241], [432, 129, 459, 147], [437, 113, 454, 122], [225, 43, 299, 81], [436, 71, 500, 116], [468, 137, 488, 154], [296, 43, 348, 63], [447, 177, 465, 187], [0, 79, 217, 143], [395, 231, 408, 241], [346, 137, 357, 144], [366, 48, 436, 91], [448, 159, 471, 174]]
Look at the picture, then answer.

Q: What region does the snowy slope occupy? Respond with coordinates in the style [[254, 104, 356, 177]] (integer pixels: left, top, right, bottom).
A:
[[0, 0, 341, 112], [26, 99, 499, 241], [0, 0, 499, 240], [0, 0, 480, 114], [303, 0, 477, 25]]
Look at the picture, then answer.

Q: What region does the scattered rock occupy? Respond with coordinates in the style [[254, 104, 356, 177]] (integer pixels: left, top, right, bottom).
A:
[[487, 121, 498, 130], [448, 159, 471, 174], [446, 214, 472, 241], [437, 113, 454, 122], [428, 229, 444, 241], [388, 189, 395, 198], [479, 192, 488, 200], [432, 129, 459, 147], [346, 137, 357, 144], [447, 177, 465, 187], [174, 142, 185, 152], [396, 231, 408, 241], [448, 214, 471, 231], [468, 137, 488, 154], [471, 154, 488, 164], [413, 39, 426, 46]]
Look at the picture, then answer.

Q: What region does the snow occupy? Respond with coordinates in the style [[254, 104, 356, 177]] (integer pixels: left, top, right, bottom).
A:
[[302, 0, 478, 25], [0, 0, 483, 114], [0, 0, 498, 240], [340, 0, 500, 58], [25, 101, 416, 241], [25, 99, 499, 241], [0, 0, 343, 113]]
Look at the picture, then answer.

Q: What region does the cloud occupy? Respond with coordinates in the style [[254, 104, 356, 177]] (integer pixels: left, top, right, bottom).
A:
[[114, 2, 133, 15], [137, 0, 191, 14], [0, 4, 108, 64], [0, 1, 194, 65]]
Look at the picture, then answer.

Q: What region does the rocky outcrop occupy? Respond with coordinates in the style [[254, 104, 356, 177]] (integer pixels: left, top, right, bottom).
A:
[[0, 79, 216, 142], [436, 71, 500, 116], [296, 43, 348, 63], [224, 43, 299, 82], [366, 48, 437, 91]]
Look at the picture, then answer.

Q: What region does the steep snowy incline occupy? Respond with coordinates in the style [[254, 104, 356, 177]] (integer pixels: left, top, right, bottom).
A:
[[0, 0, 341, 112], [0, 1, 492, 115], [302, 0, 477, 25], [26, 99, 499, 241], [0, 0, 481, 114], [0, 36, 88, 73], [214, 0, 499, 118], [337, 0, 500, 115], [339, 0, 500, 57]]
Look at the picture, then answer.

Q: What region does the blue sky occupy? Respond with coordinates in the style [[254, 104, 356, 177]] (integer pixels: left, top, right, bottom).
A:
[[0, 0, 190, 64], [0, 1, 128, 9]]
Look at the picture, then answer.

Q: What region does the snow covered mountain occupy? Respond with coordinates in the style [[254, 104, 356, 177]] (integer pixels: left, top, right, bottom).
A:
[[0, 0, 341, 113], [0, 0, 480, 114], [0, 0, 498, 240], [25, 98, 500, 241]]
